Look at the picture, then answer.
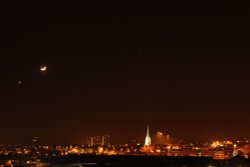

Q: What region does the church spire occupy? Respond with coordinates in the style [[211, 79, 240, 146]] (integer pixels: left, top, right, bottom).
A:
[[144, 125, 151, 146]]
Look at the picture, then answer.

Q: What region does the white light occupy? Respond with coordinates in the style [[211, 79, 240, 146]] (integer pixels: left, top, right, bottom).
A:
[[40, 65, 47, 72]]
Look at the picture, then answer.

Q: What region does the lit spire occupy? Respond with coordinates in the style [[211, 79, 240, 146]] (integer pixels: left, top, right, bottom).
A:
[[144, 125, 151, 146]]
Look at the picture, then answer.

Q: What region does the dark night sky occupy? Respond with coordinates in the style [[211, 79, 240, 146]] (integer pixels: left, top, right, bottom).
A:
[[0, 2, 250, 144]]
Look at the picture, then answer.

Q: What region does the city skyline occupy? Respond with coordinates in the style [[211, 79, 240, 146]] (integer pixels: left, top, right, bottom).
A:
[[0, 125, 249, 145], [1, 2, 250, 145]]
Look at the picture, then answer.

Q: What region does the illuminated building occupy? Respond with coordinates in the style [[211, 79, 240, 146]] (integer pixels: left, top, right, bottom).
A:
[[90, 137, 94, 146], [166, 134, 170, 144], [101, 135, 111, 146], [154, 132, 171, 145], [144, 125, 151, 146], [154, 132, 164, 145], [89, 135, 111, 146]]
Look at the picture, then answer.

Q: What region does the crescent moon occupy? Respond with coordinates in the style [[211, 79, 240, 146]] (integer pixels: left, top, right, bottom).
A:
[[40, 66, 47, 71]]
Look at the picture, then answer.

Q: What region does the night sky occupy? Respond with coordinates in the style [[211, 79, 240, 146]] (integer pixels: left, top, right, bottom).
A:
[[0, 2, 250, 144]]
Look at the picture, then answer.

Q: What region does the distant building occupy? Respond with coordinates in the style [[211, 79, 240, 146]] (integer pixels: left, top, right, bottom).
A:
[[144, 125, 151, 146], [153, 132, 171, 145], [89, 135, 111, 146], [141, 125, 154, 153], [32, 137, 40, 145], [102, 135, 111, 146]]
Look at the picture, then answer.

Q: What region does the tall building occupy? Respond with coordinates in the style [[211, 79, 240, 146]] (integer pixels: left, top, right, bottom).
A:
[[89, 135, 111, 146], [144, 125, 151, 146], [101, 135, 111, 146]]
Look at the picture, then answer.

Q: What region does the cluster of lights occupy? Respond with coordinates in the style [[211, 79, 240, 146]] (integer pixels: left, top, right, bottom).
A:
[[211, 141, 224, 148]]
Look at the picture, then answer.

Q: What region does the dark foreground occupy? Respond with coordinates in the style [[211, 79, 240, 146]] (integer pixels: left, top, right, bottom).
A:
[[42, 154, 250, 167]]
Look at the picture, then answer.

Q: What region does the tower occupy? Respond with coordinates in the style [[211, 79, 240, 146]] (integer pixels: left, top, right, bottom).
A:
[[144, 125, 151, 146]]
